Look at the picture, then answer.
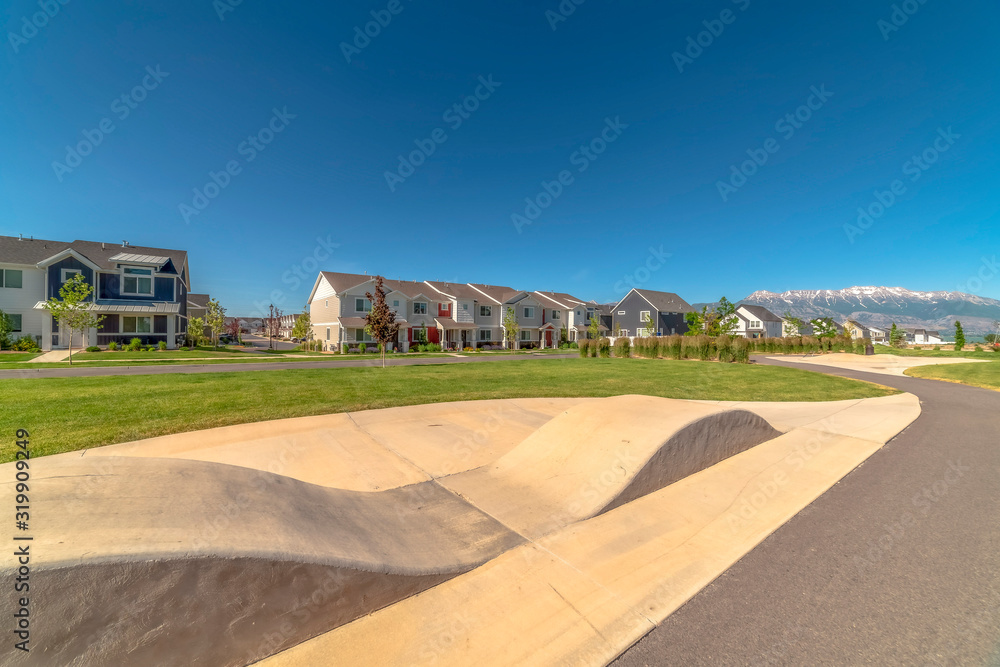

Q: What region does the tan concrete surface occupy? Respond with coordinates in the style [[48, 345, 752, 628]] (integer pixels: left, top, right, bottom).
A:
[[441, 395, 780, 539], [27, 349, 70, 362], [260, 393, 920, 667], [769, 352, 989, 376]]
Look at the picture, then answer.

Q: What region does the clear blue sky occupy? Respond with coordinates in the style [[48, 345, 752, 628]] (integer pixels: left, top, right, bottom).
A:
[[2, 0, 998, 314]]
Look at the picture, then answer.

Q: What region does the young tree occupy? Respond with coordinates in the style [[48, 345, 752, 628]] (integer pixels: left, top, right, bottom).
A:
[[364, 276, 400, 368], [43, 273, 105, 365], [613, 321, 623, 338], [503, 307, 519, 349], [889, 322, 906, 348], [715, 297, 738, 336], [187, 316, 205, 347], [0, 309, 12, 350], [684, 309, 704, 336], [954, 320, 966, 351], [292, 311, 312, 347], [265, 304, 282, 350], [782, 311, 804, 337], [587, 313, 600, 340], [810, 317, 838, 339], [225, 318, 242, 345], [206, 298, 226, 349]]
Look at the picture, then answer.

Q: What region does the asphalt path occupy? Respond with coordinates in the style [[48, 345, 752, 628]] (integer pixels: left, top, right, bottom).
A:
[[613, 355, 1000, 666], [0, 352, 577, 379]]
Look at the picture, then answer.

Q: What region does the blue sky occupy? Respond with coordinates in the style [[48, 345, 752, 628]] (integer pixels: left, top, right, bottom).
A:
[[2, 0, 998, 314]]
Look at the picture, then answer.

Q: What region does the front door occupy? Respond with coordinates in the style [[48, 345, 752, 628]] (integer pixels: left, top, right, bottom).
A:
[[57, 323, 85, 349]]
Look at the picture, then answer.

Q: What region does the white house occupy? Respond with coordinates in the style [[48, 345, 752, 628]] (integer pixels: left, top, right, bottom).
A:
[[730, 305, 784, 339]]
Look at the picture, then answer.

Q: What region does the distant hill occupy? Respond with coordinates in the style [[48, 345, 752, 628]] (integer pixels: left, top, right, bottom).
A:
[[728, 286, 1000, 336]]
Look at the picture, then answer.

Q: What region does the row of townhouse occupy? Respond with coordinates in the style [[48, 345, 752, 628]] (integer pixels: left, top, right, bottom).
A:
[[306, 272, 622, 352], [844, 320, 943, 345], [0, 235, 192, 350]]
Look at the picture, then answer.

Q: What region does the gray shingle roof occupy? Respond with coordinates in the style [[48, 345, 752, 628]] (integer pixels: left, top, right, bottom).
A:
[[0, 236, 187, 277], [630, 289, 694, 313], [739, 304, 783, 322]]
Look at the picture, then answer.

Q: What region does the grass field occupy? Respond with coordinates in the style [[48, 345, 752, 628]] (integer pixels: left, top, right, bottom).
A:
[[904, 361, 1000, 391], [875, 346, 1000, 360], [0, 358, 897, 462], [0, 352, 41, 362]]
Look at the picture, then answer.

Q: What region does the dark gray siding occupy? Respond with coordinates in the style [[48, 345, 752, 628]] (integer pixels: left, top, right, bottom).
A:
[[612, 291, 689, 336], [47, 257, 94, 299]]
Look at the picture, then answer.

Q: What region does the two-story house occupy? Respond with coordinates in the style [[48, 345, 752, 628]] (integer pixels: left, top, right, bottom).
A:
[[731, 305, 784, 339], [0, 236, 191, 350], [611, 288, 694, 337]]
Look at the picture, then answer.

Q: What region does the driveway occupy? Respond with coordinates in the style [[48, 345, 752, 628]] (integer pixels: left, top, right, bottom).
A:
[[614, 355, 1000, 666]]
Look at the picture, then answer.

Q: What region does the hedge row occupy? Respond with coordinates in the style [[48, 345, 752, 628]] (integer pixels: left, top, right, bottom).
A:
[[578, 333, 866, 363]]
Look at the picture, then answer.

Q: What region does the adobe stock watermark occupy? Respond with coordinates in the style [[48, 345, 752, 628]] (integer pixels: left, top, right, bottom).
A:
[[613, 246, 672, 294], [213, 0, 244, 21], [956, 256, 998, 295], [384, 75, 502, 192], [7, 0, 70, 54], [877, 0, 932, 41], [545, 0, 586, 31], [178, 107, 296, 223], [716, 84, 833, 202], [672, 0, 752, 74], [511, 116, 628, 233], [51, 65, 170, 182], [340, 0, 416, 64], [844, 126, 960, 244], [250, 235, 339, 319]]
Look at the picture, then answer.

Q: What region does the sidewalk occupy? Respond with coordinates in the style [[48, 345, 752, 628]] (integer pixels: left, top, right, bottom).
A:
[[28, 349, 71, 363]]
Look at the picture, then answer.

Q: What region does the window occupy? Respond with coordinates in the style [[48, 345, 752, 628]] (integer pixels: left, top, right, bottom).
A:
[[462, 303, 468, 310], [520, 330, 531, 340], [122, 316, 151, 333], [326, 328, 330, 341], [413, 302, 427, 315], [325, 300, 328, 308], [751, 320, 761, 328], [61, 269, 81, 283], [551, 310, 560, 319], [639, 310, 650, 321], [636, 328, 649, 337], [480, 305, 492, 317], [618, 310, 625, 315], [523, 307, 534, 318], [7, 314, 22, 332], [122, 267, 153, 295], [392, 300, 399, 308], [479, 330, 492, 341], [1, 269, 23, 289], [352, 329, 375, 343], [355, 298, 372, 312]]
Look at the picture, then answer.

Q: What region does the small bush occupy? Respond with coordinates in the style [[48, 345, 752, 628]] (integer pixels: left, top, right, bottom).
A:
[[598, 337, 611, 358], [614, 337, 631, 358], [570, 341, 578, 349], [716, 335, 733, 363], [663, 335, 681, 360], [158, 341, 167, 351], [578, 339, 590, 358], [464, 346, 474, 352], [85, 346, 101, 352], [695, 335, 711, 361], [11, 336, 40, 352], [178, 346, 189, 351], [359, 343, 367, 355], [733, 337, 750, 364], [974, 345, 983, 352], [108, 342, 118, 351], [129, 338, 142, 351]]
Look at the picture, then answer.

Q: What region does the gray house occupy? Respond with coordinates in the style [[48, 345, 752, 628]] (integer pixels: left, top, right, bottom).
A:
[[0, 236, 191, 350], [611, 288, 694, 337]]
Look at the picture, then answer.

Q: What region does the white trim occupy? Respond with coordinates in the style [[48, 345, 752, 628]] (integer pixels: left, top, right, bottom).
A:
[[35, 248, 101, 272], [466, 284, 503, 304], [60, 268, 82, 283]]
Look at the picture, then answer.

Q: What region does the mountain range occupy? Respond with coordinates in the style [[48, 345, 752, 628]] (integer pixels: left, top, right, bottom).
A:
[[735, 287, 1000, 336]]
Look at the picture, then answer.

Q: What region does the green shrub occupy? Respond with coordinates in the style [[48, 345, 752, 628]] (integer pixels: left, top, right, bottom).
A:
[[716, 335, 733, 363], [569, 341, 578, 349], [359, 343, 367, 355], [10, 336, 39, 352], [598, 337, 611, 358], [85, 346, 101, 352], [974, 345, 983, 352], [128, 338, 142, 351], [158, 341, 167, 351], [178, 346, 189, 351], [614, 337, 631, 358], [663, 335, 681, 360], [733, 337, 750, 364], [578, 339, 590, 358], [695, 335, 711, 361], [108, 341, 118, 351]]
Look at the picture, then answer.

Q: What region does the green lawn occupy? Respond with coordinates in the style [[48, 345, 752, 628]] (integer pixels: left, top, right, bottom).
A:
[[875, 346, 1000, 360], [0, 358, 897, 462], [904, 361, 1000, 391], [71, 346, 253, 361], [0, 352, 41, 362]]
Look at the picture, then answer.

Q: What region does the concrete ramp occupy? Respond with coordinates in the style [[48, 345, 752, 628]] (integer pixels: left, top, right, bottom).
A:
[[441, 395, 781, 538], [0, 455, 522, 667]]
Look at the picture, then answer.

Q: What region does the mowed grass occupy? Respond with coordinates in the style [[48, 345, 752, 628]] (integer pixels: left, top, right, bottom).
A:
[[0, 358, 897, 462], [875, 346, 999, 360], [0, 353, 41, 362], [905, 361, 1000, 391]]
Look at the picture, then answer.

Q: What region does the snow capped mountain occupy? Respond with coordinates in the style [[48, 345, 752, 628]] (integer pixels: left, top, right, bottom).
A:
[[739, 287, 1000, 335]]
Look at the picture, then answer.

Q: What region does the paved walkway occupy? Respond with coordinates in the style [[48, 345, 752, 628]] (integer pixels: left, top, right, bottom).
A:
[[614, 355, 1000, 666], [27, 349, 70, 362]]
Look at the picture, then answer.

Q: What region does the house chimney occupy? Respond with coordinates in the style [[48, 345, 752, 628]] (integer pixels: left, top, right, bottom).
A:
[[123, 240, 127, 247], [18, 234, 22, 241], [102, 242, 105, 250]]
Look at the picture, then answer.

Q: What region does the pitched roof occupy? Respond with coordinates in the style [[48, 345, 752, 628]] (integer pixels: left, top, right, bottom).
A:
[[0, 236, 187, 278], [628, 289, 694, 313], [187, 293, 210, 308], [467, 283, 525, 304], [425, 280, 492, 301], [533, 291, 587, 309], [738, 304, 783, 322], [317, 271, 377, 294]]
